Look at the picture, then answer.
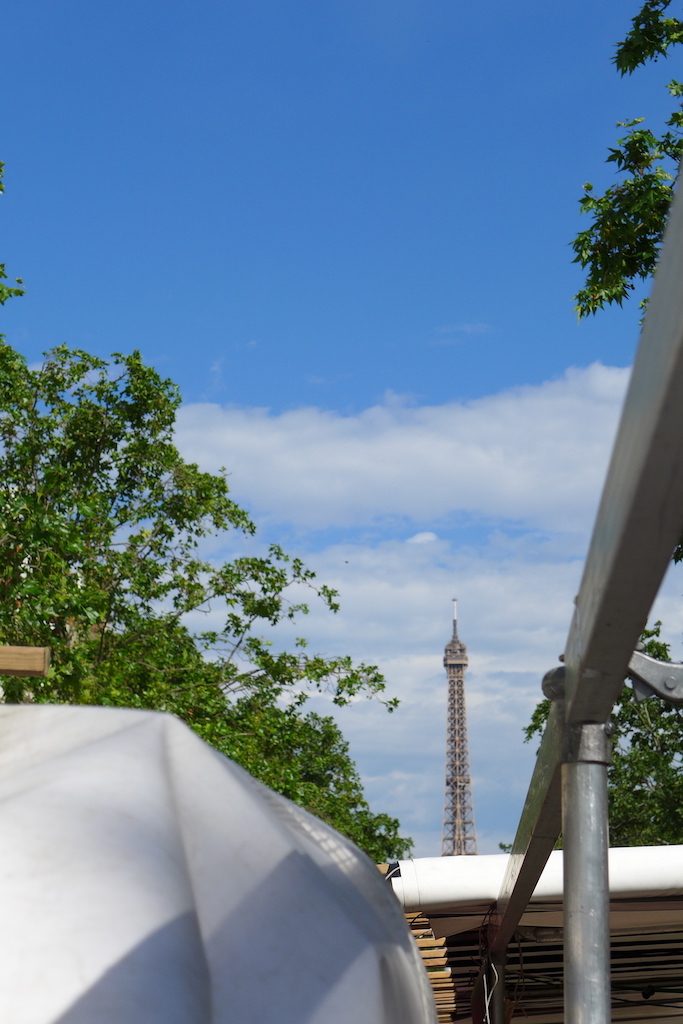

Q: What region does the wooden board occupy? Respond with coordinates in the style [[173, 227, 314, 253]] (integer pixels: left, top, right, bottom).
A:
[[0, 646, 50, 677]]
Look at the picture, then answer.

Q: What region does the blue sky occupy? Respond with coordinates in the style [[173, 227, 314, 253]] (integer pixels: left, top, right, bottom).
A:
[[3, 0, 674, 408], [3, 1, 682, 854]]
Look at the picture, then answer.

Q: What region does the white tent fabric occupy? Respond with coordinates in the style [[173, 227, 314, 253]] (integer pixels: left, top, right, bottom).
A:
[[391, 851, 683, 1022], [392, 847, 683, 912], [391, 849, 683, 939], [0, 705, 435, 1024]]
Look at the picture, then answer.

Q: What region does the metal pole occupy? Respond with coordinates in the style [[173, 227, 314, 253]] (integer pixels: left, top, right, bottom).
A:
[[562, 722, 611, 1024]]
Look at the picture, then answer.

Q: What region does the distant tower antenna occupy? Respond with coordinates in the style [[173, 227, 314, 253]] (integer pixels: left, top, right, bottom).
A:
[[442, 599, 477, 856]]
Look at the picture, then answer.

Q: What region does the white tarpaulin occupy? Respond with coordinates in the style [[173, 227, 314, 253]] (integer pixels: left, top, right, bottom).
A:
[[391, 848, 683, 938], [392, 847, 683, 912], [0, 705, 435, 1024], [390, 850, 683, 1022]]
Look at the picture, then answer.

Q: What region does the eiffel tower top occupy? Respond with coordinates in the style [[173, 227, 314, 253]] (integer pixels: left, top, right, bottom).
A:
[[444, 598, 468, 667]]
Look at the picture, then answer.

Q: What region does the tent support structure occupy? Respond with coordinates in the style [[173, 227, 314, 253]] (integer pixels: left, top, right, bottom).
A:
[[563, 721, 611, 1024], [470, 166, 683, 1022]]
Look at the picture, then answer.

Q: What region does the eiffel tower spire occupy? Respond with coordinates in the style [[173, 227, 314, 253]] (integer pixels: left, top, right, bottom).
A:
[[442, 599, 477, 856]]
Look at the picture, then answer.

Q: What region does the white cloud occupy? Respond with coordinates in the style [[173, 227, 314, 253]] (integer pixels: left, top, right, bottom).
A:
[[437, 322, 492, 336], [431, 322, 493, 346], [264, 537, 582, 853], [177, 363, 630, 536], [173, 362, 683, 857]]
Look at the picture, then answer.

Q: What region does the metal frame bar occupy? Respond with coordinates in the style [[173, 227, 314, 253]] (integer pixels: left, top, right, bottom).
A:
[[480, 171, 683, 1018], [562, 722, 611, 1024]]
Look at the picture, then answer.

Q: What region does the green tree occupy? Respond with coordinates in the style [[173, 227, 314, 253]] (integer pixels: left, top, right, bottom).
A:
[[525, 626, 683, 846], [0, 168, 411, 860], [572, 0, 682, 316], [0, 340, 412, 859]]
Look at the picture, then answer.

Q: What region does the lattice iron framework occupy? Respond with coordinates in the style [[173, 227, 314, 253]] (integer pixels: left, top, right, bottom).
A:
[[442, 599, 477, 856]]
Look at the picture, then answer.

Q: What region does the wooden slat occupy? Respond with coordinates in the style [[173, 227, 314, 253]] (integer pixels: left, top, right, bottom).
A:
[[407, 915, 457, 1022], [0, 646, 50, 677]]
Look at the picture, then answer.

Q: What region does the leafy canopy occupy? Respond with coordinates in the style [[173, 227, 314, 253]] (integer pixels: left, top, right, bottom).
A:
[[0, 341, 411, 860], [0, 165, 411, 861], [525, 626, 683, 847], [0, 163, 24, 306], [572, 0, 682, 316]]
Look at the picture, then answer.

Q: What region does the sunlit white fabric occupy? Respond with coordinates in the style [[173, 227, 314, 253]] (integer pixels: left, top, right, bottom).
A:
[[0, 705, 435, 1024]]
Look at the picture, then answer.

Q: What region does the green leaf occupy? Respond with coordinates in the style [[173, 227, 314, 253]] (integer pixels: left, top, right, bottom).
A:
[[0, 335, 410, 860]]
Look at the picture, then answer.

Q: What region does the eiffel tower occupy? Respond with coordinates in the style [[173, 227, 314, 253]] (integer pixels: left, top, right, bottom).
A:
[[441, 599, 477, 856]]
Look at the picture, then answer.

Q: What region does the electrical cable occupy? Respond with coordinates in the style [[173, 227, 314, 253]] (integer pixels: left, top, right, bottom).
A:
[[483, 960, 499, 1024]]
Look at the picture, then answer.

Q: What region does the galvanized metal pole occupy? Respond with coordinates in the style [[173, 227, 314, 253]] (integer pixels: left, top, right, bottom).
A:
[[562, 722, 611, 1024], [484, 174, 683, 996]]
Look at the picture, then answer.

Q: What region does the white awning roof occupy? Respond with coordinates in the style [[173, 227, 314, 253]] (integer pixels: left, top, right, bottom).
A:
[[391, 852, 683, 1021], [392, 847, 683, 915]]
